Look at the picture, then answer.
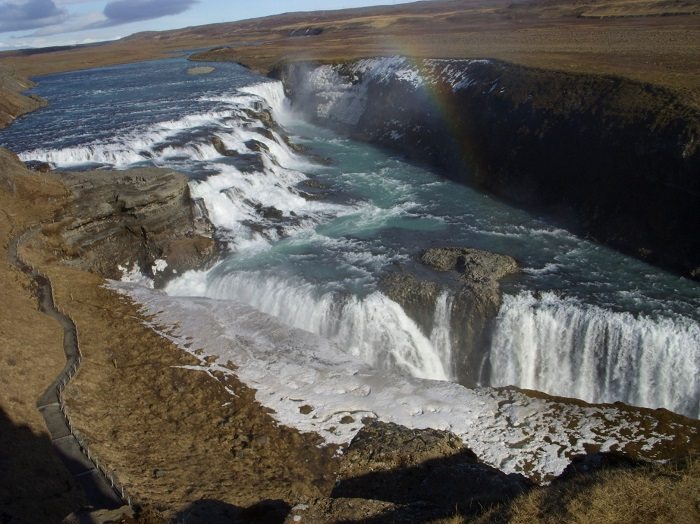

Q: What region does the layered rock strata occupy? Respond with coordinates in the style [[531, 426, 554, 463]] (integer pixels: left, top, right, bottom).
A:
[[51, 168, 216, 287]]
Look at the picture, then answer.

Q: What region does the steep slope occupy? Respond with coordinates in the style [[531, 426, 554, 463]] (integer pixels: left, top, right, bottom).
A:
[[0, 65, 47, 129]]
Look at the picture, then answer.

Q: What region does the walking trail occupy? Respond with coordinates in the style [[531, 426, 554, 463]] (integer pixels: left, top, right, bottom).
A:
[[8, 226, 124, 510]]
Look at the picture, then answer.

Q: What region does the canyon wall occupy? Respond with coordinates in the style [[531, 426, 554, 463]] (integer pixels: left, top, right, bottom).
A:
[[272, 57, 700, 281]]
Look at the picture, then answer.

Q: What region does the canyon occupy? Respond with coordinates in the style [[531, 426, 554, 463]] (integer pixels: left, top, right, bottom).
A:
[[0, 1, 698, 522]]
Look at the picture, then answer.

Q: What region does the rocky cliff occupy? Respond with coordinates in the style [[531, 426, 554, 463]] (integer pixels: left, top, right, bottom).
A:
[[0, 65, 47, 129], [0, 148, 216, 286], [384, 247, 518, 386], [273, 57, 700, 281], [55, 168, 216, 286]]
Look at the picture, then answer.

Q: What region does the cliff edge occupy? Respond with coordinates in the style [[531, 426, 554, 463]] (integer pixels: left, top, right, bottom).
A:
[[0, 65, 47, 129], [274, 57, 700, 281]]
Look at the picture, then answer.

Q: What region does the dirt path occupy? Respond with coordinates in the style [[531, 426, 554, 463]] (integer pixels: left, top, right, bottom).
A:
[[8, 226, 124, 510]]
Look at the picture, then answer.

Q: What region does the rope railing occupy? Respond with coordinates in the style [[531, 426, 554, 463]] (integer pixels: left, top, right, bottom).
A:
[[13, 227, 138, 510], [55, 319, 139, 510]]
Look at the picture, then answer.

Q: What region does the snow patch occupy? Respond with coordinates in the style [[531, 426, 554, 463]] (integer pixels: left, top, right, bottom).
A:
[[110, 283, 691, 482], [117, 263, 153, 288], [152, 259, 168, 274]]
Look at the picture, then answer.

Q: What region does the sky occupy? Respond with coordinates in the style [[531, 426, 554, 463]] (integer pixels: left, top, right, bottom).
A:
[[0, 0, 414, 50]]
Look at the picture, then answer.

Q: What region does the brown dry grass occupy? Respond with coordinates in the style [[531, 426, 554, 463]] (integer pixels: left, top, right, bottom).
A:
[[0, 0, 698, 105], [0, 64, 45, 128], [470, 456, 700, 524], [0, 149, 85, 522], [20, 197, 340, 518]]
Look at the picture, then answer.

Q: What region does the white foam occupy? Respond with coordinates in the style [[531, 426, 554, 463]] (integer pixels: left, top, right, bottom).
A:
[[299, 57, 499, 126], [117, 263, 153, 288], [111, 282, 693, 482], [151, 259, 168, 275], [490, 291, 700, 418], [167, 270, 449, 380], [239, 81, 294, 125], [19, 109, 238, 168]]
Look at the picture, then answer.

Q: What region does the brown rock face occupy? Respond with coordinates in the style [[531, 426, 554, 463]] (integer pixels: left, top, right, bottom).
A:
[[384, 247, 519, 386], [382, 272, 441, 333], [54, 168, 217, 285], [421, 247, 519, 283]]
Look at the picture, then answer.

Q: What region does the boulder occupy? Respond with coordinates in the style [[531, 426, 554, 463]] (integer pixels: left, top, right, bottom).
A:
[[331, 421, 530, 517], [421, 247, 518, 283], [384, 247, 519, 386], [255, 203, 283, 220], [211, 135, 238, 157], [245, 138, 270, 154]]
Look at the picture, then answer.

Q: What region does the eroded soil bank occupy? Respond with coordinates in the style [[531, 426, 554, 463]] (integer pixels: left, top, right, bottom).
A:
[[0, 65, 47, 129]]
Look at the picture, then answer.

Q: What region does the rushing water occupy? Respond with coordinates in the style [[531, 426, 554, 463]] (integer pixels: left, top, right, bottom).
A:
[[2, 57, 698, 418]]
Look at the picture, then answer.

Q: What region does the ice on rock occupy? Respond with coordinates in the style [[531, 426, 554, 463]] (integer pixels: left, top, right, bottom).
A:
[[110, 282, 692, 483]]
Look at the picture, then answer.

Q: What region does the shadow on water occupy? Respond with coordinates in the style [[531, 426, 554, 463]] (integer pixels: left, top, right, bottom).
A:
[[0, 407, 84, 524]]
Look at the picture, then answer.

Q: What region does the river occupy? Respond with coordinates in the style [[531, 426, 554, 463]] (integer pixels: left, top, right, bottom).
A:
[[1, 57, 698, 426]]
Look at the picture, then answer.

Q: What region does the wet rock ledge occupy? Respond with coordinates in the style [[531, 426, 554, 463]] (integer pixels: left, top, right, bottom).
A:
[[1, 148, 217, 286], [384, 247, 518, 386]]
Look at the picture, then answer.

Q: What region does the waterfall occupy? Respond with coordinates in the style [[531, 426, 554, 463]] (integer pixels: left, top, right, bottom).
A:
[[489, 291, 700, 418], [167, 270, 450, 381], [239, 81, 292, 125], [18, 109, 237, 168], [430, 291, 455, 380]]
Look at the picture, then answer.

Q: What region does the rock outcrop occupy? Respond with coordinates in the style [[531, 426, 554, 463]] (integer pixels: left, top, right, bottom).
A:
[[287, 421, 531, 522], [382, 247, 519, 387], [52, 168, 216, 286], [274, 57, 700, 281], [384, 247, 518, 386], [421, 247, 519, 283], [288, 26, 324, 37], [0, 65, 47, 129]]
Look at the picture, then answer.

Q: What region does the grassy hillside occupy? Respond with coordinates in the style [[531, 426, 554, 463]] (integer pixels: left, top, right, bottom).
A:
[[0, 0, 698, 106]]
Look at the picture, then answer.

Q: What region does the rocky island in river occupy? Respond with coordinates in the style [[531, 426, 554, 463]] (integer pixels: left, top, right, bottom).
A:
[[0, 1, 698, 523]]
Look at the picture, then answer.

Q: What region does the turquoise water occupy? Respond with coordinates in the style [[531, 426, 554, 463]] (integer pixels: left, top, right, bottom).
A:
[[2, 57, 698, 416]]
